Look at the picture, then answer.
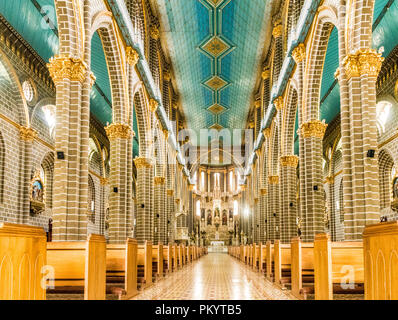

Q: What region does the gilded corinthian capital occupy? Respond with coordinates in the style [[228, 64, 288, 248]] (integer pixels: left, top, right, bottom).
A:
[[154, 176, 165, 185], [342, 48, 384, 79], [272, 22, 282, 38], [19, 126, 37, 142], [273, 96, 284, 111], [268, 176, 279, 185], [300, 120, 327, 139], [105, 123, 132, 140], [47, 54, 88, 84], [149, 99, 158, 113], [134, 157, 152, 169], [292, 43, 306, 64], [126, 46, 140, 67], [280, 155, 299, 167]]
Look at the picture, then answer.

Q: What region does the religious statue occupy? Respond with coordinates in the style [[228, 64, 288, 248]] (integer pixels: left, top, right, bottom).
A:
[[30, 169, 45, 216], [222, 211, 227, 225], [207, 211, 212, 225]]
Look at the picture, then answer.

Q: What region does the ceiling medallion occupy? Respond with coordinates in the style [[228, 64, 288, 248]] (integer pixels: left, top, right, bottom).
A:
[[207, 103, 227, 115], [209, 123, 224, 131], [204, 76, 228, 91], [201, 36, 230, 58]]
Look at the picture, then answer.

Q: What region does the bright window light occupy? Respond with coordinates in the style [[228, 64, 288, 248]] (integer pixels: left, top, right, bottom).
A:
[[376, 101, 392, 134], [196, 200, 200, 217], [233, 200, 238, 216]]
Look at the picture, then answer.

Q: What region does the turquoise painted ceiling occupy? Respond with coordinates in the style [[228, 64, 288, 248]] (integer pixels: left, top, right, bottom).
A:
[[0, 0, 139, 155], [157, 0, 270, 138]]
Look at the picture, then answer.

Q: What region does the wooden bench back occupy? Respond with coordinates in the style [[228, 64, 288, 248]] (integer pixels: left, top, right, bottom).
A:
[[260, 243, 266, 271], [291, 237, 314, 299], [163, 244, 172, 271], [0, 223, 47, 300], [274, 240, 291, 284], [47, 234, 106, 300], [177, 245, 183, 267], [152, 243, 163, 277], [137, 241, 152, 287], [106, 238, 138, 299], [314, 233, 363, 300], [363, 222, 398, 300], [266, 241, 273, 278]]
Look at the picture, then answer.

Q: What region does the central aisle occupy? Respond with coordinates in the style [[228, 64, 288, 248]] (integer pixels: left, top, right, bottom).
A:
[[132, 253, 295, 300]]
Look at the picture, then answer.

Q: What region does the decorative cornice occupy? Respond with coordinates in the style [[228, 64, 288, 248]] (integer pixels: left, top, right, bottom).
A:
[[262, 128, 271, 138], [154, 176, 165, 185], [167, 189, 174, 196], [292, 43, 306, 64], [134, 157, 152, 169], [105, 123, 132, 140], [280, 155, 299, 167], [342, 48, 384, 80], [272, 23, 282, 38], [262, 68, 270, 80], [260, 188, 267, 195], [19, 126, 37, 142], [273, 96, 284, 111], [149, 99, 158, 113], [268, 176, 279, 185], [300, 120, 327, 139], [47, 54, 88, 84], [126, 46, 139, 66], [150, 25, 160, 39]]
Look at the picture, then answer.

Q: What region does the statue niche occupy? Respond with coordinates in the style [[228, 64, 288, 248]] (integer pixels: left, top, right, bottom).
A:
[[30, 169, 45, 216], [222, 210, 227, 225], [207, 210, 212, 225]]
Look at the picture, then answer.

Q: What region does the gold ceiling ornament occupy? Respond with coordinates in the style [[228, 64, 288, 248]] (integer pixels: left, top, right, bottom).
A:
[[207, 103, 226, 115], [280, 155, 299, 167], [205, 76, 228, 91], [47, 54, 88, 84], [254, 100, 261, 109], [209, 123, 224, 131], [19, 126, 37, 142], [126, 46, 140, 66], [100, 177, 108, 186], [292, 43, 306, 64], [273, 96, 284, 111], [334, 67, 340, 81], [150, 25, 160, 40], [154, 176, 165, 185], [342, 48, 384, 80], [149, 99, 158, 113], [272, 23, 282, 38], [262, 127, 271, 138], [105, 123, 132, 140], [262, 68, 270, 80], [202, 36, 230, 57], [134, 157, 152, 169], [268, 176, 279, 185], [300, 120, 327, 139], [260, 188, 268, 195], [325, 176, 334, 184], [167, 189, 174, 196]]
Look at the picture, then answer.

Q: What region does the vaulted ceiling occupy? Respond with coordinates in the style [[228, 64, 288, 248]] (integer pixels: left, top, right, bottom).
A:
[[156, 0, 271, 137]]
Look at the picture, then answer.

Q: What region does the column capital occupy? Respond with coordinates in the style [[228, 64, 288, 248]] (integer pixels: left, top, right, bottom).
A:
[[342, 48, 384, 80], [254, 100, 261, 108], [273, 96, 284, 111], [240, 184, 247, 191], [126, 46, 140, 66], [292, 43, 306, 64], [154, 176, 165, 185], [163, 71, 171, 81], [47, 54, 88, 84], [260, 188, 268, 195], [149, 99, 158, 113], [150, 25, 160, 39], [325, 176, 334, 184], [105, 123, 132, 140], [262, 127, 271, 138], [134, 157, 153, 169], [300, 120, 327, 139], [19, 126, 37, 142], [272, 22, 282, 38], [262, 67, 270, 80], [167, 189, 174, 196], [268, 176, 279, 185], [100, 177, 108, 186], [280, 155, 299, 167]]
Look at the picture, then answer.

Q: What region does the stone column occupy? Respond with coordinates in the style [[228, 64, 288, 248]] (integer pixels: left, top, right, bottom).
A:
[[279, 155, 299, 243], [19, 127, 37, 224], [167, 189, 175, 243], [105, 123, 133, 244], [154, 176, 166, 244], [340, 49, 383, 239], [298, 120, 327, 242], [268, 175, 280, 241], [134, 157, 154, 243], [48, 55, 91, 241], [259, 188, 267, 243]]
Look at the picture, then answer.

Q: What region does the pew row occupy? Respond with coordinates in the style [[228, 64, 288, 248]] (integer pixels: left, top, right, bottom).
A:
[[137, 241, 152, 289]]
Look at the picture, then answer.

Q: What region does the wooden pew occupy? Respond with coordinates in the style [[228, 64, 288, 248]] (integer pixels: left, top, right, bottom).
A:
[[259, 243, 266, 272], [162, 244, 172, 274], [363, 221, 398, 300], [106, 238, 138, 299], [137, 241, 152, 289], [181, 245, 185, 265], [189, 246, 193, 262], [266, 241, 273, 280], [172, 244, 178, 270], [314, 233, 364, 300], [152, 243, 163, 280], [253, 244, 260, 270], [240, 245, 244, 263], [290, 237, 314, 299], [177, 245, 183, 268], [274, 240, 291, 286], [185, 246, 191, 264], [47, 234, 106, 300], [0, 223, 47, 300]]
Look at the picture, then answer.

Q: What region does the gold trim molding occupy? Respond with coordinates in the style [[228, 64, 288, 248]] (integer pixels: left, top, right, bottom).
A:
[[20, 126, 37, 142], [154, 176, 165, 185], [300, 120, 327, 139], [105, 123, 132, 140], [134, 157, 152, 169], [342, 48, 384, 79], [280, 155, 299, 167], [292, 43, 306, 64], [126, 47, 139, 66], [47, 54, 88, 84], [268, 176, 279, 185]]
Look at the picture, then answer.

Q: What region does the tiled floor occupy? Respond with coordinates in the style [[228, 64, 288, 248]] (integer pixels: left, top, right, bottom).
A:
[[131, 253, 296, 300]]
